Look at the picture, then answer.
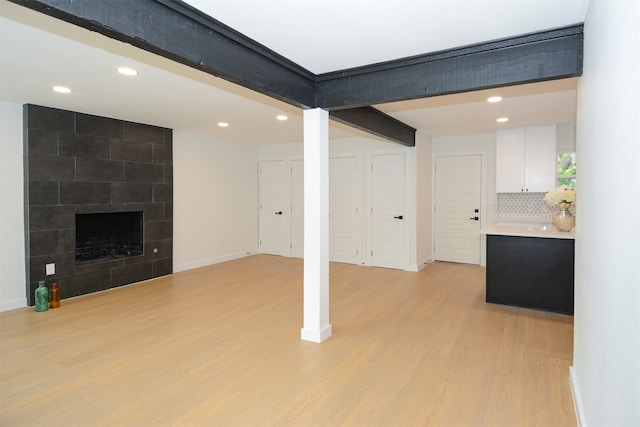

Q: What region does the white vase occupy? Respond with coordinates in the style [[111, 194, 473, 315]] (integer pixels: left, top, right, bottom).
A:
[[553, 202, 575, 232]]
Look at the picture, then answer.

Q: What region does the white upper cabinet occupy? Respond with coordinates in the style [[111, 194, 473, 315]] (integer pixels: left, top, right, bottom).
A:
[[524, 126, 557, 192], [496, 125, 556, 193], [496, 128, 526, 192]]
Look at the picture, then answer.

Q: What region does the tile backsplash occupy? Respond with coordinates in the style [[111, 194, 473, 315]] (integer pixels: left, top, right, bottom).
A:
[[498, 192, 575, 223]]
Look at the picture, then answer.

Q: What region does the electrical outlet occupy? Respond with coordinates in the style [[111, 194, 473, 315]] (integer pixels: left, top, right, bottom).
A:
[[46, 263, 55, 276]]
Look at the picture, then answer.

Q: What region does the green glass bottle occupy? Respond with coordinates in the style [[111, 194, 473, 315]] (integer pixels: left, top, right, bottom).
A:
[[35, 281, 49, 312]]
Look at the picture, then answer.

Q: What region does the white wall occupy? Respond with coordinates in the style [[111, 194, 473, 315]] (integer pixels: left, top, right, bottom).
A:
[[572, 0, 640, 425], [557, 124, 576, 153], [414, 131, 433, 267], [173, 130, 258, 272], [257, 135, 400, 159], [0, 101, 27, 311]]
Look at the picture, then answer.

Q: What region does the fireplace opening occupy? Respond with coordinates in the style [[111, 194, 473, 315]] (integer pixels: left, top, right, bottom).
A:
[[76, 212, 144, 264]]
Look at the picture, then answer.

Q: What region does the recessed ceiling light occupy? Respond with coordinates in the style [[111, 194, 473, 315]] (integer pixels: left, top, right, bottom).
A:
[[218, 122, 229, 127], [487, 96, 503, 103], [53, 86, 71, 94], [276, 115, 288, 121], [117, 67, 138, 76], [496, 117, 509, 123]]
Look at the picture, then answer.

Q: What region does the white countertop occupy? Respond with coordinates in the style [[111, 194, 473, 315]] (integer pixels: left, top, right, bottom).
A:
[[480, 223, 575, 239]]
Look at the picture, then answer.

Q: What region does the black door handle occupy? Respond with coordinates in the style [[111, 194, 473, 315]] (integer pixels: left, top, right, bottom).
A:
[[394, 215, 404, 220], [469, 216, 479, 221], [275, 211, 283, 215]]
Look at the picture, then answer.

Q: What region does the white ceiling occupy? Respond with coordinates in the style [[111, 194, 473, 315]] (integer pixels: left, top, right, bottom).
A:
[[0, 0, 588, 144], [186, 0, 589, 74]]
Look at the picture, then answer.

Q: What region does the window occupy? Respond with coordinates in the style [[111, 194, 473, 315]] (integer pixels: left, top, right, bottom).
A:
[[557, 152, 576, 187]]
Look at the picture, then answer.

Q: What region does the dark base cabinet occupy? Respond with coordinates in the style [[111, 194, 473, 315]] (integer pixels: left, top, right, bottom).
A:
[[486, 235, 574, 315]]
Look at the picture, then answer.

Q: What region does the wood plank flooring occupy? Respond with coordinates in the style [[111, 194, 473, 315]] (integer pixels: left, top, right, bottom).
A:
[[0, 255, 576, 426]]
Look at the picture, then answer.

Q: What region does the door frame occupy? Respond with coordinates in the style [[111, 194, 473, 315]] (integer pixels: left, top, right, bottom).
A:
[[258, 158, 287, 256], [329, 153, 363, 265], [432, 151, 488, 265], [367, 149, 410, 269], [288, 156, 304, 258]]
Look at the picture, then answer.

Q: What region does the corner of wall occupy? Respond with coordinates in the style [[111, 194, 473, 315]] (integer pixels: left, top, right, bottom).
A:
[[0, 298, 28, 312], [0, 100, 27, 311], [173, 250, 256, 273], [570, 366, 587, 427], [415, 131, 433, 266], [173, 130, 259, 271], [406, 257, 433, 272]]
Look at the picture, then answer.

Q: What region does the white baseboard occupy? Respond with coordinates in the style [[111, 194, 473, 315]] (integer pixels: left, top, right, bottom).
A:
[[406, 257, 432, 272], [301, 324, 333, 343], [174, 250, 256, 273], [570, 366, 587, 427], [0, 297, 27, 312]]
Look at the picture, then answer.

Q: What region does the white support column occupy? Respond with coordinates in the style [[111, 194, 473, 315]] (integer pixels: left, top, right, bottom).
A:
[[300, 108, 332, 343]]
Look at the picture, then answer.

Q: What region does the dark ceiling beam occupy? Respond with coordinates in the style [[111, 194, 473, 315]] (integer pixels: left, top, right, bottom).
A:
[[8, 0, 416, 145], [6, 1, 583, 148], [8, 0, 414, 144], [8, 0, 317, 108], [329, 108, 416, 147], [316, 24, 584, 109]]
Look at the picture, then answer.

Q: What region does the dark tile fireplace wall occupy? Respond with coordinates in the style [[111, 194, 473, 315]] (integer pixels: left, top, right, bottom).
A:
[[24, 104, 173, 305]]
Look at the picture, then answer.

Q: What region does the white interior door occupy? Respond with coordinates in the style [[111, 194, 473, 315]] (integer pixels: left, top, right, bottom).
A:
[[371, 153, 405, 269], [290, 159, 304, 258], [259, 160, 285, 256], [329, 156, 360, 264], [434, 155, 481, 264]]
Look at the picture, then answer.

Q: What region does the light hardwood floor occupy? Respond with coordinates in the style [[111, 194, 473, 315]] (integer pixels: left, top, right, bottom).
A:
[[0, 255, 576, 426]]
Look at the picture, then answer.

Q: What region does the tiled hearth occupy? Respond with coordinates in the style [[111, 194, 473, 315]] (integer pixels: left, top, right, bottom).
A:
[[24, 104, 173, 305]]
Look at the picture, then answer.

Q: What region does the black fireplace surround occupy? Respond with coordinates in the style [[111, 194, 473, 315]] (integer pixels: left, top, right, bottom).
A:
[[24, 104, 173, 305]]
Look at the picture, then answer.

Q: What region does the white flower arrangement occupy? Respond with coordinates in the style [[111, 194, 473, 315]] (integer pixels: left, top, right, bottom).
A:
[[544, 185, 576, 206]]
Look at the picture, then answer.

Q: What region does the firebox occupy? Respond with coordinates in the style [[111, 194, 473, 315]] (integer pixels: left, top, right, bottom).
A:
[[76, 212, 144, 264]]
